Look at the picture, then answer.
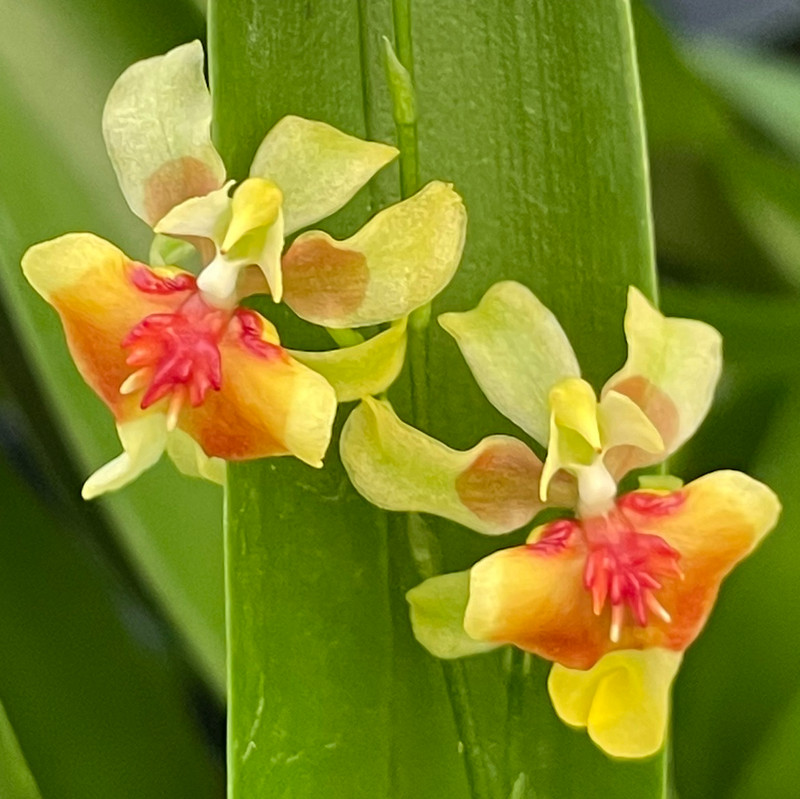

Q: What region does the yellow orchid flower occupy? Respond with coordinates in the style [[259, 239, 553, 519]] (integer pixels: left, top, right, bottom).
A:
[[22, 234, 337, 498], [21, 41, 470, 497], [341, 281, 781, 759]]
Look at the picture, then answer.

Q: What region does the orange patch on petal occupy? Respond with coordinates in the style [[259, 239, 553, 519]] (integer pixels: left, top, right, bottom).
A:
[[144, 156, 222, 226], [604, 375, 680, 477], [282, 234, 369, 322], [456, 439, 575, 530], [466, 533, 615, 669], [53, 262, 194, 419], [180, 310, 294, 460]]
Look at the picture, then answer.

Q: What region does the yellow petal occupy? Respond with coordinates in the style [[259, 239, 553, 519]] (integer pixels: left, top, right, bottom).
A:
[[540, 378, 601, 502], [180, 310, 337, 467], [282, 181, 465, 327], [603, 286, 722, 459], [548, 648, 682, 759], [599, 389, 665, 480], [550, 378, 601, 449], [166, 428, 226, 486], [220, 178, 283, 252], [290, 319, 407, 402], [82, 414, 168, 499]]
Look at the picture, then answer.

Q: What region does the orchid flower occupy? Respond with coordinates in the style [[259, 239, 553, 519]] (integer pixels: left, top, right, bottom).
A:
[[21, 234, 337, 498], [340, 281, 780, 758], [102, 40, 466, 323], [21, 42, 467, 498]]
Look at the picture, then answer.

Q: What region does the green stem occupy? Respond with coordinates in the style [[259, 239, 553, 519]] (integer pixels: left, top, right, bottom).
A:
[[326, 327, 365, 348], [385, 19, 500, 799]]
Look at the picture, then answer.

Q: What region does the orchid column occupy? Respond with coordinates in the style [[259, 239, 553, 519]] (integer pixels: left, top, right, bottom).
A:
[[211, 1, 667, 797]]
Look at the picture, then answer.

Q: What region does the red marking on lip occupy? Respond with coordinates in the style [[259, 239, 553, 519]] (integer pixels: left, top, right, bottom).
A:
[[130, 264, 196, 295], [122, 292, 227, 409], [618, 490, 686, 517], [233, 308, 287, 361], [529, 518, 579, 555]]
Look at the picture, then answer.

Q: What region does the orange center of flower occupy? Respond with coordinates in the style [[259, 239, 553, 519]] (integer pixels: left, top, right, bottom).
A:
[[536, 492, 685, 642], [120, 266, 281, 429]]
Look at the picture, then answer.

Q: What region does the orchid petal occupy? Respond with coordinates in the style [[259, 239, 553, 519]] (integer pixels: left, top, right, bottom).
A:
[[21, 233, 194, 419], [282, 181, 466, 327], [341, 398, 558, 535], [600, 389, 665, 480], [179, 311, 337, 467], [548, 648, 682, 759], [290, 319, 407, 402], [154, 182, 233, 247], [82, 414, 168, 499], [249, 115, 398, 235], [540, 378, 600, 502], [463, 532, 606, 668], [221, 179, 283, 252], [407, 572, 501, 659], [166, 428, 226, 486], [439, 281, 580, 444], [102, 41, 226, 225], [603, 286, 722, 461], [615, 471, 780, 653]]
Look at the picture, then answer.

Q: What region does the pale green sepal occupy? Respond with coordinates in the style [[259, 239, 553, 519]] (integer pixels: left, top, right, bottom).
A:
[[166, 429, 226, 486], [440, 281, 580, 445], [598, 390, 664, 453], [285, 181, 466, 328], [290, 319, 407, 402], [102, 41, 226, 226], [603, 286, 723, 456], [82, 415, 168, 499], [154, 182, 233, 245], [407, 572, 501, 659], [340, 398, 542, 535], [250, 115, 398, 235]]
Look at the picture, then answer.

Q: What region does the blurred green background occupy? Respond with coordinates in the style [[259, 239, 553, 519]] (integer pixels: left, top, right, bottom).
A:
[[1, 0, 799, 796]]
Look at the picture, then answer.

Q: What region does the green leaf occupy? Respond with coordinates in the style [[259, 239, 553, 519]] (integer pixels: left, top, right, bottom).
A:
[[670, 382, 800, 799], [0, 450, 223, 798], [687, 41, 800, 163], [631, 2, 798, 292], [213, 0, 665, 796], [0, 697, 42, 799], [0, 0, 225, 692]]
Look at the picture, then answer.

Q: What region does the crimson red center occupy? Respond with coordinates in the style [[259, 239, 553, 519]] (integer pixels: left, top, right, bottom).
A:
[[531, 491, 685, 635], [122, 266, 283, 413]]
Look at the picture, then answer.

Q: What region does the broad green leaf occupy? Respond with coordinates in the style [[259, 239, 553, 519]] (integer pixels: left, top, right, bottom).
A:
[[671, 384, 800, 799], [687, 42, 800, 163], [730, 684, 800, 799], [213, 1, 664, 797], [0, 450, 223, 798], [0, 0, 225, 691], [0, 697, 41, 799], [632, 2, 797, 292]]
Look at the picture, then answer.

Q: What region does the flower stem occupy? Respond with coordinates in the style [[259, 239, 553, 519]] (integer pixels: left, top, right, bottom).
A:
[[385, 19, 501, 799]]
